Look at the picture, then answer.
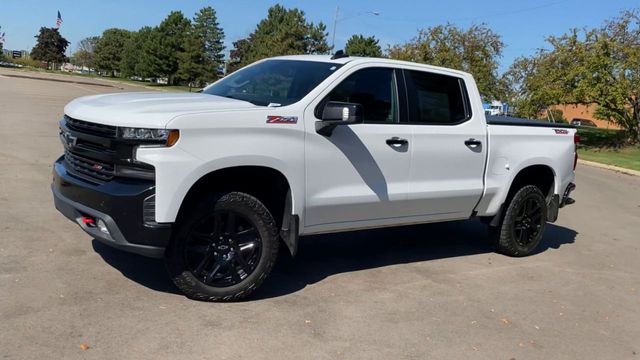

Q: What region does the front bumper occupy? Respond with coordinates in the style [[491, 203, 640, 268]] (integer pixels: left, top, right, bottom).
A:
[[52, 156, 171, 258]]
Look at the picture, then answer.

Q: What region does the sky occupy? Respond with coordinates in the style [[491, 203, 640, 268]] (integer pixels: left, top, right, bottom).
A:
[[0, 0, 635, 72]]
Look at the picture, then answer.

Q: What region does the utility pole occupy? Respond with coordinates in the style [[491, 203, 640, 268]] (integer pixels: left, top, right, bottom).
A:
[[330, 8, 379, 53], [331, 6, 339, 53]]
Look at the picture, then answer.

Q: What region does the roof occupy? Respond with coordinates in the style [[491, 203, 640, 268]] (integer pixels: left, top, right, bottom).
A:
[[268, 54, 472, 78], [270, 54, 357, 64]]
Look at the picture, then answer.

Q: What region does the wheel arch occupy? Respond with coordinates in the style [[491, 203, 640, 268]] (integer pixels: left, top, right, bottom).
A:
[[506, 164, 556, 202], [175, 165, 299, 255], [488, 163, 556, 227]]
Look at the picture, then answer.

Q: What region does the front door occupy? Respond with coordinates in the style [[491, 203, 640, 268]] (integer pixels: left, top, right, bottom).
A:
[[303, 67, 412, 233]]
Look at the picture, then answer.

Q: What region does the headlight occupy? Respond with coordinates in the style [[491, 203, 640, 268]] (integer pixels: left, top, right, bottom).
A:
[[118, 127, 179, 146]]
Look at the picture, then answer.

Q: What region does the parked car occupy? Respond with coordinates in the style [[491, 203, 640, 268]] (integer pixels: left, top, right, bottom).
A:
[[52, 54, 578, 301], [571, 118, 598, 127]]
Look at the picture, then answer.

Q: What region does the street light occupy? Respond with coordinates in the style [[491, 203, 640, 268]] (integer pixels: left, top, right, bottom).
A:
[[330, 7, 380, 51]]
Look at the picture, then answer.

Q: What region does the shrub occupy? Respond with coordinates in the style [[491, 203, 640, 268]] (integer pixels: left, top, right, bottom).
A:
[[577, 127, 627, 148], [11, 57, 44, 68]]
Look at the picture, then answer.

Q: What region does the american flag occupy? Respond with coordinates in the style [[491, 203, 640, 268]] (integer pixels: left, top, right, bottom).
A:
[[56, 11, 63, 28]]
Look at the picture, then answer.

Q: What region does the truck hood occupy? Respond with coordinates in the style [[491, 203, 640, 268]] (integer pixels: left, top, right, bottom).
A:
[[64, 92, 256, 128]]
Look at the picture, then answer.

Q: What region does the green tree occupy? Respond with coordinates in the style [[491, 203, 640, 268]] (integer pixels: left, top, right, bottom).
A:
[[70, 36, 99, 70], [153, 11, 192, 84], [193, 6, 225, 81], [228, 37, 252, 73], [345, 34, 382, 57], [229, 4, 329, 70], [177, 32, 207, 88], [506, 9, 640, 142], [30, 27, 69, 67], [120, 27, 153, 78], [502, 56, 543, 118], [94, 28, 131, 76], [137, 27, 165, 80], [388, 23, 505, 101]]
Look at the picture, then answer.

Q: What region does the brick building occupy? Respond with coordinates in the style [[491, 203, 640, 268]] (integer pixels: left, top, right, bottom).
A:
[[552, 103, 620, 129]]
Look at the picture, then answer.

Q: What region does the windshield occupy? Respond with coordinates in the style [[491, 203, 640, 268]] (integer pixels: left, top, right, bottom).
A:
[[204, 60, 342, 106]]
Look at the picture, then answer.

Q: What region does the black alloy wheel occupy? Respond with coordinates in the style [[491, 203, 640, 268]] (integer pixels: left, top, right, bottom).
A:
[[512, 197, 545, 247], [185, 210, 262, 287], [166, 192, 280, 301], [491, 185, 547, 257]]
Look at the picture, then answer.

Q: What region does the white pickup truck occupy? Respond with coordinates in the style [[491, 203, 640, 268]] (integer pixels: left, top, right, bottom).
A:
[[52, 53, 577, 301]]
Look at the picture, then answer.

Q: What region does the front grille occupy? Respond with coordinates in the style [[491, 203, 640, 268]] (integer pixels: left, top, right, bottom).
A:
[[64, 151, 115, 182], [65, 116, 117, 138], [61, 115, 155, 183]]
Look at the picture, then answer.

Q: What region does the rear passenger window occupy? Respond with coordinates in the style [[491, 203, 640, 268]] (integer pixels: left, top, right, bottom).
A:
[[405, 70, 469, 124]]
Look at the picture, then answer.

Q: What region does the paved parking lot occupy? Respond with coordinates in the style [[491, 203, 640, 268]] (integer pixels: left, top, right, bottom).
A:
[[1, 68, 639, 359]]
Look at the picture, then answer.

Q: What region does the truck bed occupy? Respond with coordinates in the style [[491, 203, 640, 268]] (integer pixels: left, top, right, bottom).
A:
[[486, 115, 575, 128]]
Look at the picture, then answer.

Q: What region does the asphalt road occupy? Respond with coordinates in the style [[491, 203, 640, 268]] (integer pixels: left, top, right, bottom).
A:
[[1, 69, 639, 359]]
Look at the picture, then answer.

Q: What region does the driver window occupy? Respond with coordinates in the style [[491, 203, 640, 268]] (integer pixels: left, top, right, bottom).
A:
[[323, 68, 398, 123]]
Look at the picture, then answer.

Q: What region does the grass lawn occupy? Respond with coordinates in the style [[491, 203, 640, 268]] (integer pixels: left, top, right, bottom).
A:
[[3, 65, 199, 92], [578, 147, 640, 171]]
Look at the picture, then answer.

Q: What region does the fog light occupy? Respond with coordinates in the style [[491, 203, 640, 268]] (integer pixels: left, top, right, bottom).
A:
[[96, 219, 110, 235]]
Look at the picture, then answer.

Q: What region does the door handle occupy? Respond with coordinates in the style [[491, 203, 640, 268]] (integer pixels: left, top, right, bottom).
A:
[[386, 137, 408, 147], [464, 138, 482, 148]]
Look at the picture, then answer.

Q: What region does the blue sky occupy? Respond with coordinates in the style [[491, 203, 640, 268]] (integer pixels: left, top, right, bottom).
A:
[[0, 0, 634, 72]]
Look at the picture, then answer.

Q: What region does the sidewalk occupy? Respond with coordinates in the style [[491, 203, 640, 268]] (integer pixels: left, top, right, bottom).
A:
[[578, 159, 640, 176]]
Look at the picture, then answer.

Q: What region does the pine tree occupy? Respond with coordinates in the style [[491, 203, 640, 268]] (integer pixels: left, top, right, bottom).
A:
[[94, 28, 131, 76], [31, 27, 70, 67], [193, 6, 225, 81], [229, 5, 329, 71], [345, 35, 382, 57]]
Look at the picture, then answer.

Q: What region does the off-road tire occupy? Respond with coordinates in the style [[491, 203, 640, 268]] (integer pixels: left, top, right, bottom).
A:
[[491, 185, 547, 257], [165, 192, 279, 301]]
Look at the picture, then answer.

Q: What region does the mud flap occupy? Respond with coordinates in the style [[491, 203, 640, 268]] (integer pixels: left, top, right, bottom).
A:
[[547, 195, 560, 222], [280, 189, 299, 256], [489, 204, 504, 227]]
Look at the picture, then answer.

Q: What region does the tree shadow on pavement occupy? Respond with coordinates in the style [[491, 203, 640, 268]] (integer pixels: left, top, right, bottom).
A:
[[92, 219, 577, 300]]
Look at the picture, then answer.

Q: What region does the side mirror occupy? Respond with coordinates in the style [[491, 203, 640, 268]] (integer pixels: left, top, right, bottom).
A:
[[316, 101, 363, 136]]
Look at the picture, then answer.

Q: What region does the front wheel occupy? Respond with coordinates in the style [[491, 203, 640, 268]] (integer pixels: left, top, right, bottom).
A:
[[165, 192, 279, 301], [490, 185, 547, 257]]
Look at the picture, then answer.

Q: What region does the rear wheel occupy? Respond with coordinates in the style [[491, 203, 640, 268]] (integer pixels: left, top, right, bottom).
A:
[[491, 185, 547, 257], [165, 192, 279, 301]]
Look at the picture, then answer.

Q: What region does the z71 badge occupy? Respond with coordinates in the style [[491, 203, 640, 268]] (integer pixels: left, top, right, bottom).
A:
[[267, 116, 298, 124]]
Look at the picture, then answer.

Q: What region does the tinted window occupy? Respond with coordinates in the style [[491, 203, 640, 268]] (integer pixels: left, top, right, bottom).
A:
[[405, 70, 468, 124], [205, 60, 342, 106], [321, 68, 398, 123]]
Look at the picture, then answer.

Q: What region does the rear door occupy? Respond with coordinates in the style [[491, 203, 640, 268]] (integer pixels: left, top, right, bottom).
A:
[[402, 69, 487, 221]]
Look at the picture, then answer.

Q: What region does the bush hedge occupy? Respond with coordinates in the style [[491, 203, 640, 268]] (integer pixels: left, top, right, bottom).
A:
[[576, 127, 627, 148]]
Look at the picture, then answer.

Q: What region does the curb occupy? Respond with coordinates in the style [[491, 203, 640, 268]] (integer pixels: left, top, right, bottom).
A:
[[1, 68, 169, 92], [578, 159, 640, 177]]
